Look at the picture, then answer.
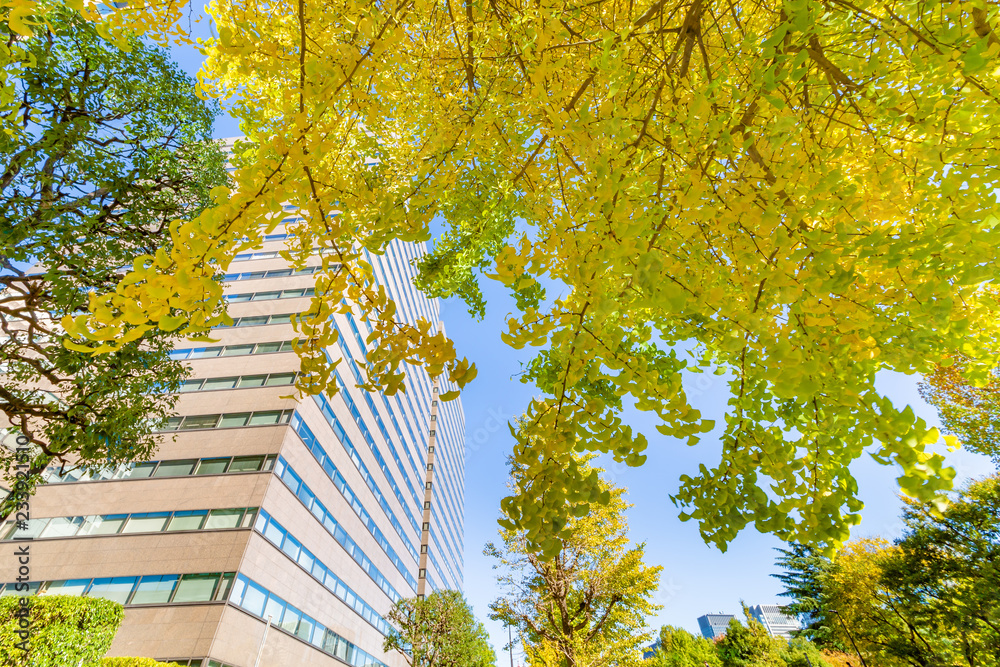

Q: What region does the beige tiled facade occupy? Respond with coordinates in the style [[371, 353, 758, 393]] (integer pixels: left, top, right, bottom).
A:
[[1, 235, 467, 667]]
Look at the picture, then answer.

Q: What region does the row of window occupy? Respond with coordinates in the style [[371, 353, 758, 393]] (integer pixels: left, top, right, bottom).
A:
[[214, 312, 295, 328], [231, 247, 334, 262], [289, 416, 419, 571], [2, 508, 258, 541], [0, 572, 235, 606], [169, 339, 300, 361], [310, 396, 421, 546], [225, 288, 315, 302], [43, 455, 277, 484], [326, 337, 425, 502], [160, 410, 294, 431], [254, 509, 394, 633], [178, 373, 298, 393], [327, 368, 423, 517], [230, 574, 388, 667], [274, 456, 414, 596], [223, 266, 324, 282]]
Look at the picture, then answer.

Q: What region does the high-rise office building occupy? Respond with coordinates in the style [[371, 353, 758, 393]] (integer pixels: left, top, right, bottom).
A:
[[0, 225, 466, 666], [748, 604, 801, 639], [697, 613, 736, 639]]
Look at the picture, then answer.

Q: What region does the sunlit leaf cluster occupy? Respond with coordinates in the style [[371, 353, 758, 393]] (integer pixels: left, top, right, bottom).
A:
[[18, 0, 1000, 555]]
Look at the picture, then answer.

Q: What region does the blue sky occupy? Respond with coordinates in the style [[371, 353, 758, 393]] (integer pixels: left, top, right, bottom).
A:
[[165, 23, 994, 664]]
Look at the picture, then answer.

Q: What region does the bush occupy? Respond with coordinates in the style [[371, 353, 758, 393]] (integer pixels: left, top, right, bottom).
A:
[[101, 658, 183, 666], [0, 595, 123, 667]]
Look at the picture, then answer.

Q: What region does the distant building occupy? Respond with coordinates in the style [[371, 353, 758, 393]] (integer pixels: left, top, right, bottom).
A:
[[697, 613, 736, 639], [749, 604, 801, 639]]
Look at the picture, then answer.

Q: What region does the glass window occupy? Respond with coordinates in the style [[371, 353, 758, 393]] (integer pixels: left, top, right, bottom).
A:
[[39, 517, 83, 539], [268, 269, 292, 277], [166, 511, 207, 532], [281, 535, 301, 560], [228, 456, 264, 472], [88, 577, 136, 604], [280, 289, 305, 298], [263, 518, 284, 544], [227, 293, 252, 303], [163, 417, 183, 431], [296, 614, 314, 641], [189, 347, 222, 359], [44, 579, 89, 596], [194, 458, 229, 475], [221, 344, 254, 356], [202, 377, 239, 391], [178, 380, 204, 393], [229, 576, 247, 606], [263, 594, 284, 623], [152, 460, 197, 477], [83, 515, 127, 535], [172, 574, 220, 603], [248, 411, 283, 426], [238, 316, 268, 327], [214, 573, 234, 601], [130, 575, 178, 604], [219, 413, 251, 428], [265, 373, 296, 387], [252, 291, 281, 301], [205, 509, 243, 529], [268, 314, 292, 325], [279, 341, 297, 352], [279, 605, 301, 634], [121, 513, 170, 534], [129, 462, 157, 478], [240, 509, 258, 529], [180, 415, 220, 430], [255, 342, 282, 354], [236, 375, 267, 388], [298, 549, 314, 573]]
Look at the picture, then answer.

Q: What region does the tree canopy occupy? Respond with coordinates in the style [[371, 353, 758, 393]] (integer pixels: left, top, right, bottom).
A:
[[383, 590, 496, 667], [775, 475, 1000, 667], [920, 356, 1000, 464], [7, 0, 1000, 554], [0, 5, 226, 510], [488, 457, 662, 667]]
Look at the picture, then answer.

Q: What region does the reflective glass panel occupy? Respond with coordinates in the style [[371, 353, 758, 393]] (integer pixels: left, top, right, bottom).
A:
[[130, 575, 178, 604], [194, 458, 229, 475], [152, 460, 197, 477], [166, 511, 207, 532], [205, 509, 243, 529], [172, 574, 219, 603]]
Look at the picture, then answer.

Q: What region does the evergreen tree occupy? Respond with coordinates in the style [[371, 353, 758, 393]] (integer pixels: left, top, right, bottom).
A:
[[772, 545, 835, 644]]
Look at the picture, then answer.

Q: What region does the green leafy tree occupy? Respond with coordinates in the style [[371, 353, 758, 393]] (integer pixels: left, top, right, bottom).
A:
[[920, 358, 1000, 465], [383, 590, 496, 667], [648, 626, 721, 667], [0, 3, 226, 512], [488, 456, 662, 667], [0, 595, 123, 667], [884, 475, 1000, 665], [716, 609, 781, 667], [776, 637, 833, 667], [772, 545, 835, 644]]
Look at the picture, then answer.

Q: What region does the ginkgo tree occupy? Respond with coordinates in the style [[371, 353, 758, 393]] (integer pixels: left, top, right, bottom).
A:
[[10, 0, 1000, 556]]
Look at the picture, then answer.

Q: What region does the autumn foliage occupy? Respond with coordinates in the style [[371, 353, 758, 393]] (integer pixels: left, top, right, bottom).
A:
[[4, 0, 1000, 555]]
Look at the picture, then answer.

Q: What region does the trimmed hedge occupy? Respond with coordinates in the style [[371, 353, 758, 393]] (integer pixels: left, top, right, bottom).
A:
[[0, 595, 123, 667], [100, 658, 183, 667]]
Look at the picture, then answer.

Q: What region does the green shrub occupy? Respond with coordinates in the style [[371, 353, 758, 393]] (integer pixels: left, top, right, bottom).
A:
[[0, 595, 123, 667], [100, 658, 183, 666]]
